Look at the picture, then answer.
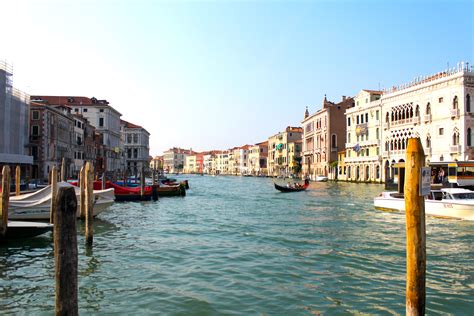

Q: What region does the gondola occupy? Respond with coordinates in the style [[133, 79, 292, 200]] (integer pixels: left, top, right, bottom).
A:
[[274, 179, 310, 192]]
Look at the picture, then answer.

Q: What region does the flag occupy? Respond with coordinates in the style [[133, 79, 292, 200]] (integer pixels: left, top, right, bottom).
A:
[[353, 143, 361, 153]]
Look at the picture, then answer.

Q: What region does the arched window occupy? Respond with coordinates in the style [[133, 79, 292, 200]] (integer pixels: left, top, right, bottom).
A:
[[410, 107, 414, 118], [331, 134, 337, 149], [376, 165, 380, 179], [415, 104, 420, 117], [468, 128, 472, 147], [426, 136, 431, 148], [385, 141, 389, 151], [402, 109, 406, 120], [453, 96, 458, 109], [386, 112, 390, 123], [391, 112, 394, 122], [453, 132, 460, 146], [467, 94, 471, 113], [426, 103, 431, 115], [391, 140, 394, 150]]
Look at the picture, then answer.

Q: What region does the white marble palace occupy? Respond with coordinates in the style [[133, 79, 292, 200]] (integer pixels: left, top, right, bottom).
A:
[[341, 61, 474, 183]]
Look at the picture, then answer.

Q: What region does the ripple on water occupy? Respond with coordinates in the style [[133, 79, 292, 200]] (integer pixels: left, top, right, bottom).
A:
[[1, 175, 473, 314]]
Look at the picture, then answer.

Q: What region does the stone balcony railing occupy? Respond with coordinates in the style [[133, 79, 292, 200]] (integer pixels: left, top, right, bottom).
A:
[[450, 108, 460, 118], [424, 114, 432, 122], [450, 145, 461, 153]]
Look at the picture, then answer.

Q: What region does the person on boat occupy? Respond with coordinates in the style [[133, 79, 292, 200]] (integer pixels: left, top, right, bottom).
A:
[[287, 182, 292, 188]]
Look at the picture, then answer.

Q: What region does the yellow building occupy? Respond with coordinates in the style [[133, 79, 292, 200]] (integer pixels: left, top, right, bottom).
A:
[[268, 126, 303, 177], [248, 141, 268, 176], [184, 155, 197, 174]]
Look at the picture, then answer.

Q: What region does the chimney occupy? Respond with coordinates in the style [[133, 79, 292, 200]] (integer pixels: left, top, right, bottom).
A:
[[342, 96, 346, 101]]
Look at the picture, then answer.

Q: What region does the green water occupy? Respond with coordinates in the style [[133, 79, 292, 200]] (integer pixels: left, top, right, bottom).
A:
[[1, 175, 473, 315]]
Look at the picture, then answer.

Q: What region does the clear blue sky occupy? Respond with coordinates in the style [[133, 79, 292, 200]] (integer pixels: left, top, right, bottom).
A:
[[1, 0, 473, 155]]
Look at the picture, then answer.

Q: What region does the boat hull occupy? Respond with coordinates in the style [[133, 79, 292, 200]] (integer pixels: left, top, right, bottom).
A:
[[374, 192, 474, 220], [8, 183, 115, 221], [2, 221, 53, 239]]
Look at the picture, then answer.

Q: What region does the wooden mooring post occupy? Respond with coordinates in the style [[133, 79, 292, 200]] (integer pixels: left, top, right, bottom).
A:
[[140, 166, 145, 198], [50, 166, 58, 224], [1, 166, 11, 239], [404, 138, 426, 315], [60, 157, 66, 182], [15, 165, 21, 196], [79, 166, 85, 219], [54, 186, 78, 316], [101, 172, 106, 190], [85, 162, 94, 245]]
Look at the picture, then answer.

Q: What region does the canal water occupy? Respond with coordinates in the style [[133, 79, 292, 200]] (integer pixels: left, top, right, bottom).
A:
[[1, 175, 473, 315]]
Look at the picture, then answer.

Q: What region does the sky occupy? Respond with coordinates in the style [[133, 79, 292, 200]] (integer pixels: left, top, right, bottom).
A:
[[1, 0, 473, 155]]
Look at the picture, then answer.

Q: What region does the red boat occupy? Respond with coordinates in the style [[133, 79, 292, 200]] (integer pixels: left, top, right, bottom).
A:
[[97, 181, 157, 201]]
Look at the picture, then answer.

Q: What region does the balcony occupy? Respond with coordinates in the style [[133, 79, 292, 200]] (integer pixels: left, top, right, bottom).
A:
[[450, 108, 460, 118], [450, 145, 461, 153], [424, 114, 431, 122], [383, 122, 389, 130]]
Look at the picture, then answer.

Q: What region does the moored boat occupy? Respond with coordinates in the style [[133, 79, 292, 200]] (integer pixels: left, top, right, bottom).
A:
[[1, 221, 53, 240], [374, 188, 474, 220], [8, 182, 114, 221], [274, 179, 310, 192], [315, 175, 328, 182], [90, 181, 156, 201]]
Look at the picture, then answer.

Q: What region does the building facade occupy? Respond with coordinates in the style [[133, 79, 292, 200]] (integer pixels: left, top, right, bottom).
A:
[[248, 141, 268, 176], [121, 120, 150, 176], [31, 96, 123, 174], [267, 126, 303, 177], [29, 103, 75, 181], [381, 63, 474, 182], [0, 61, 33, 171], [163, 147, 193, 173], [344, 90, 383, 182], [302, 96, 354, 180]]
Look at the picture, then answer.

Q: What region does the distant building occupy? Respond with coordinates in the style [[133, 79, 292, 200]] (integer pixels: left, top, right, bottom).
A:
[[29, 102, 75, 180], [344, 90, 382, 182], [163, 147, 194, 173], [150, 155, 164, 172], [267, 126, 303, 176], [121, 119, 150, 176], [248, 141, 268, 175], [31, 96, 123, 174], [302, 95, 353, 180], [0, 61, 33, 172], [215, 150, 229, 175]]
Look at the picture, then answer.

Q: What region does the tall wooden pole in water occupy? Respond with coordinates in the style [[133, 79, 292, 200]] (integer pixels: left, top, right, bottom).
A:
[[60, 157, 66, 182], [85, 162, 94, 245], [404, 137, 426, 315], [15, 165, 21, 196], [140, 166, 145, 198], [101, 172, 106, 190], [50, 166, 58, 224], [54, 186, 78, 315], [0, 166, 11, 238], [79, 166, 85, 219]]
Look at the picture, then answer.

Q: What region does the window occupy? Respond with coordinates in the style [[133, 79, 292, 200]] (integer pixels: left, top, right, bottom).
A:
[[83, 108, 88, 112], [32, 110, 40, 120], [31, 146, 38, 160], [376, 110, 379, 120], [365, 113, 368, 122], [376, 128, 379, 140], [426, 136, 431, 148], [453, 132, 459, 146], [361, 115, 364, 124], [331, 134, 337, 148], [366, 148, 369, 156], [467, 94, 471, 112], [415, 105, 420, 117], [357, 116, 360, 124], [74, 108, 79, 112], [356, 101, 359, 106], [366, 98, 368, 103], [134, 149, 138, 158], [32, 125, 39, 136], [100, 109, 104, 113], [439, 128, 444, 136], [133, 134, 138, 143], [453, 96, 458, 109], [347, 117, 351, 127], [128, 149, 132, 158], [348, 133, 351, 143], [426, 103, 431, 115], [99, 117, 104, 127], [127, 135, 132, 143], [439, 97, 443, 103]]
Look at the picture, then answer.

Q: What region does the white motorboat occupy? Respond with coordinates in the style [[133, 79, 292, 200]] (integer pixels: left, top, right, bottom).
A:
[[8, 182, 115, 221], [374, 188, 474, 221], [1, 221, 53, 240], [315, 175, 328, 182]]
